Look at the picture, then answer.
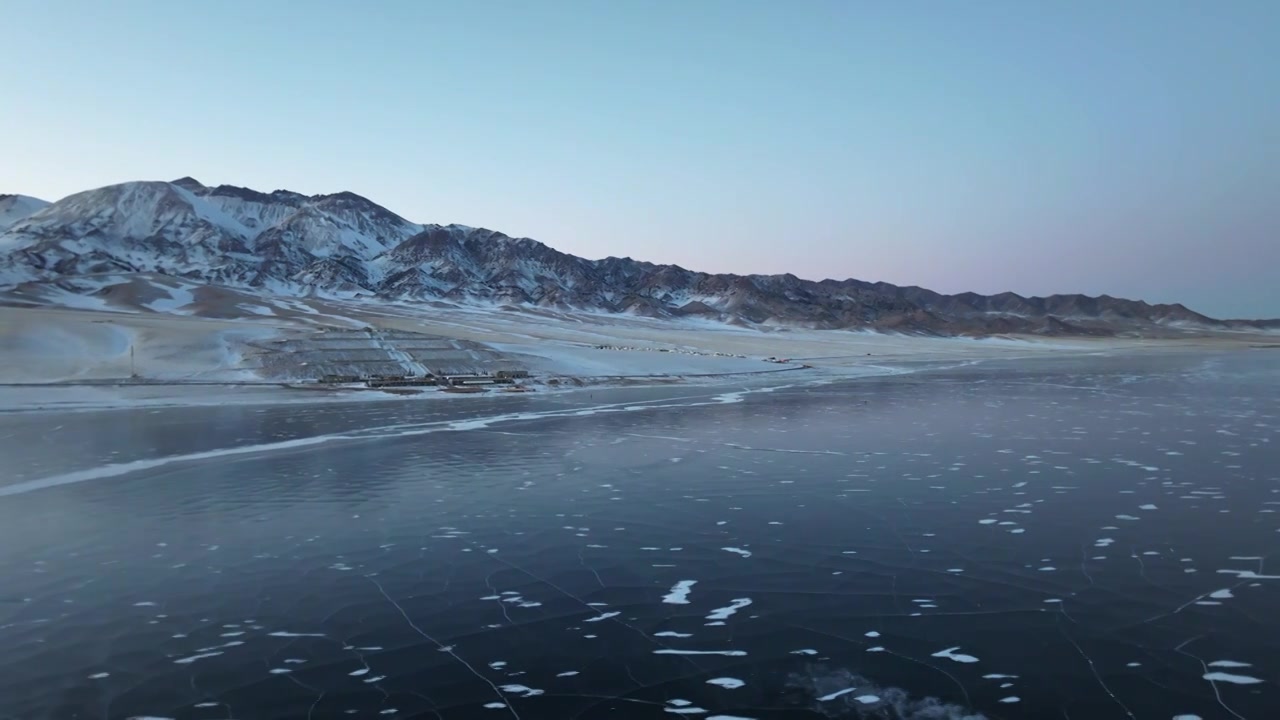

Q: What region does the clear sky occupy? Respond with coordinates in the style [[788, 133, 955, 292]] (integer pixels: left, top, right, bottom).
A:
[[2, 0, 1277, 318]]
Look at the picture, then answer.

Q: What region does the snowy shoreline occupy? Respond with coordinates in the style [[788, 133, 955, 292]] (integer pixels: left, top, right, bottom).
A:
[[1, 301, 1266, 413], [0, 362, 865, 414]]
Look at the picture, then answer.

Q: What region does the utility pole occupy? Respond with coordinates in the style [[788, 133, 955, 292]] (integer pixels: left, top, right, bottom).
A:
[[130, 344, 136, 378]]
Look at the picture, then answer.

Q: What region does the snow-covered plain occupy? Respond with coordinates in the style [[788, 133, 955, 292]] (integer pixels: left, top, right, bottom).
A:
[[0, 275, 1264, 411]]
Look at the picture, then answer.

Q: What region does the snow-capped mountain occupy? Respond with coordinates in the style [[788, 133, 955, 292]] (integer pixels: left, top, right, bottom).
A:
[[0, 194, 51, 232], [0, 178, 1265, 334], [0, 179, 421, 294]]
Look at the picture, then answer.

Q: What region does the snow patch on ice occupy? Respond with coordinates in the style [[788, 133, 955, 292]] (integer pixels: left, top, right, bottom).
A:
[[1202, 672, 1262, 684], [173, 651, 223, 665], [663, 580, 697, 605], [706, 598, 752, 622], [654, 649, 748, 657], [931, 647, 979, 664], [498, 684, 544, 697]]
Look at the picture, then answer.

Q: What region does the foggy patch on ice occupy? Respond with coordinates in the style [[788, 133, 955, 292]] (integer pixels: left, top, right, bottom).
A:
[[787, 666, 987, 719]]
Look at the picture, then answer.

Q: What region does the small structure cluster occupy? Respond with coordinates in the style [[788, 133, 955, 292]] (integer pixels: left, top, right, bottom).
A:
[[595, 345, 746, 359], [319, 368, 532, 392]]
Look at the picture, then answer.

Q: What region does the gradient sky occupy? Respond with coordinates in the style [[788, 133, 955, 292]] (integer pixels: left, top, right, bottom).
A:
[[3, 0, 1277, 318]]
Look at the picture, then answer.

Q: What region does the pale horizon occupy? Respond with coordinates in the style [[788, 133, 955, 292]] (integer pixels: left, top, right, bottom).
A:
[[3, 0, 1277, 318]]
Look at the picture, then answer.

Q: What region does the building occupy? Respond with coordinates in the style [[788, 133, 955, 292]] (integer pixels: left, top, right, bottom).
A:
[[319, 374, 361, 384]]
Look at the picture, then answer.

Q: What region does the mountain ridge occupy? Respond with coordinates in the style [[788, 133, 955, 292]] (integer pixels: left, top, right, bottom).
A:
[[0, 194, 52, 232], [1, 179, 1273, 335]]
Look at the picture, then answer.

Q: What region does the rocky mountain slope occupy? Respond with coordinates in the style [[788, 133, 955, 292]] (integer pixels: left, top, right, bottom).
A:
[[0, 179, 1270, 335]]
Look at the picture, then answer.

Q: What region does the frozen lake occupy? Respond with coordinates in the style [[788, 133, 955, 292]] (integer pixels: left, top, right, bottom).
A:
[[1, 351, 1276, 719]]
